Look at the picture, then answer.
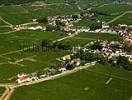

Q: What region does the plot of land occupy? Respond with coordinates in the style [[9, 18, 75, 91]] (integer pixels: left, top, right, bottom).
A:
[[111, 13, 132, 25], [94, 4, 132, 15], [61, 37, 93, 46], [10, 64, 132, 100], [0, 30, 68, 83], [76, 32, 121, 41]]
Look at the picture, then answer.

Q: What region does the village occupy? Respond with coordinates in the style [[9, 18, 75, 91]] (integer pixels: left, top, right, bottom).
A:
[[12, 9, 132, 84], [16, 37, 132, 84]]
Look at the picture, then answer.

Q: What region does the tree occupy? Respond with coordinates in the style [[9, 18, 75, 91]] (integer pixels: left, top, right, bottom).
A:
[[66, 64, 75, 70], [89, 21, 102, 31], [89, 41, 102, 50], [46, 25, 54, 31], [72, 15, 78, 20], [117, 56, 132, 71], [37, 17, 48, 23]]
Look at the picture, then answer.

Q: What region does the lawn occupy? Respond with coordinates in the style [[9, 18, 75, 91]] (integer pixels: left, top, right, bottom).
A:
[[76, 32, 121, 41], [10, 64, 132, 100]]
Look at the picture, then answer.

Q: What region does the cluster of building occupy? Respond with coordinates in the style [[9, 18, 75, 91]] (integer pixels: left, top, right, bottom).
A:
[[17, 73, 39, 84], [47, 12, 93, 34], [117, 24, 132, 46], [11, 23, 46, 31], [89, 40, 132, 62], [16, 54, 82, 84]]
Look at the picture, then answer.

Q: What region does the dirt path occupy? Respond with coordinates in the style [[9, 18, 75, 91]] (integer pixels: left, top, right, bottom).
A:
[[0, 30, 18, 35], [106, 11, 132, 24], [0, 17, 12, 26], [0, 32, 79, 57], [0, 86, 10, 100]]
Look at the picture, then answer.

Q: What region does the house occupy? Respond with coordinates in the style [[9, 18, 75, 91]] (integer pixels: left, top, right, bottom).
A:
[[58, 67, 67, 72], [102, 25, 110, 29], [62, 55, 71, 61], [16, 73, 31, 84]]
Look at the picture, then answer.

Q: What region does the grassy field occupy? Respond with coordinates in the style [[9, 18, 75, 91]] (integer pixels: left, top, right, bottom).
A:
[[0, 3, 80, 25], [95, 4, 132, 15], [93, 4, 132, 25], [0, 30, 66, 54], [61, 37, 93, 47], [76, 32, 121, 41], [111, 13, 132, 25], [74, 17, 94, 27], [10, 64, 132, 100], [0, 87, 5, 97], [0, 50, 69, 83], [0, 27, 11, 33], [0, 30, 68, 83]]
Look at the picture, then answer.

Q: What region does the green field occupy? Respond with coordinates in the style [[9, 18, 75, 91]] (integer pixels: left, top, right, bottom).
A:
[[93, 4, 132, 25], [0, 30, 68, 83], [10, 64, 132, 100], [95, 4, 132, 15], [0, 30, 66, 53], [0, 3, 80, 25], [0, 87, 5, 96], [111, 13, 132, 25], [0, 50, 69, 83], [76, 32, 121, 41], [0, 27, 11, 33], [61, 37, 93, 47], [74, 17, 94, 27]]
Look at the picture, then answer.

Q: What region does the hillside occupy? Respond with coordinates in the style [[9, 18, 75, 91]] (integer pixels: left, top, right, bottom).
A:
[[0, 0, 131, 5]]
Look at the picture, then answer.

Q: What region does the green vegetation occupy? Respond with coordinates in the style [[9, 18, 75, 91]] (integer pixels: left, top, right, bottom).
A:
[[0, 1, 131, 100], [0, 30, 66, 53], [61, 37, 93, 46], [0, 50, 69, 83], [0, 27, 11, 33], [10, 64, 132, 100], [76, 32, 121, 41], [0, 30, 68, 83], [94, 4, 132, 15], [111, 13, 132, 25], [0, 87, 5, 96]]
